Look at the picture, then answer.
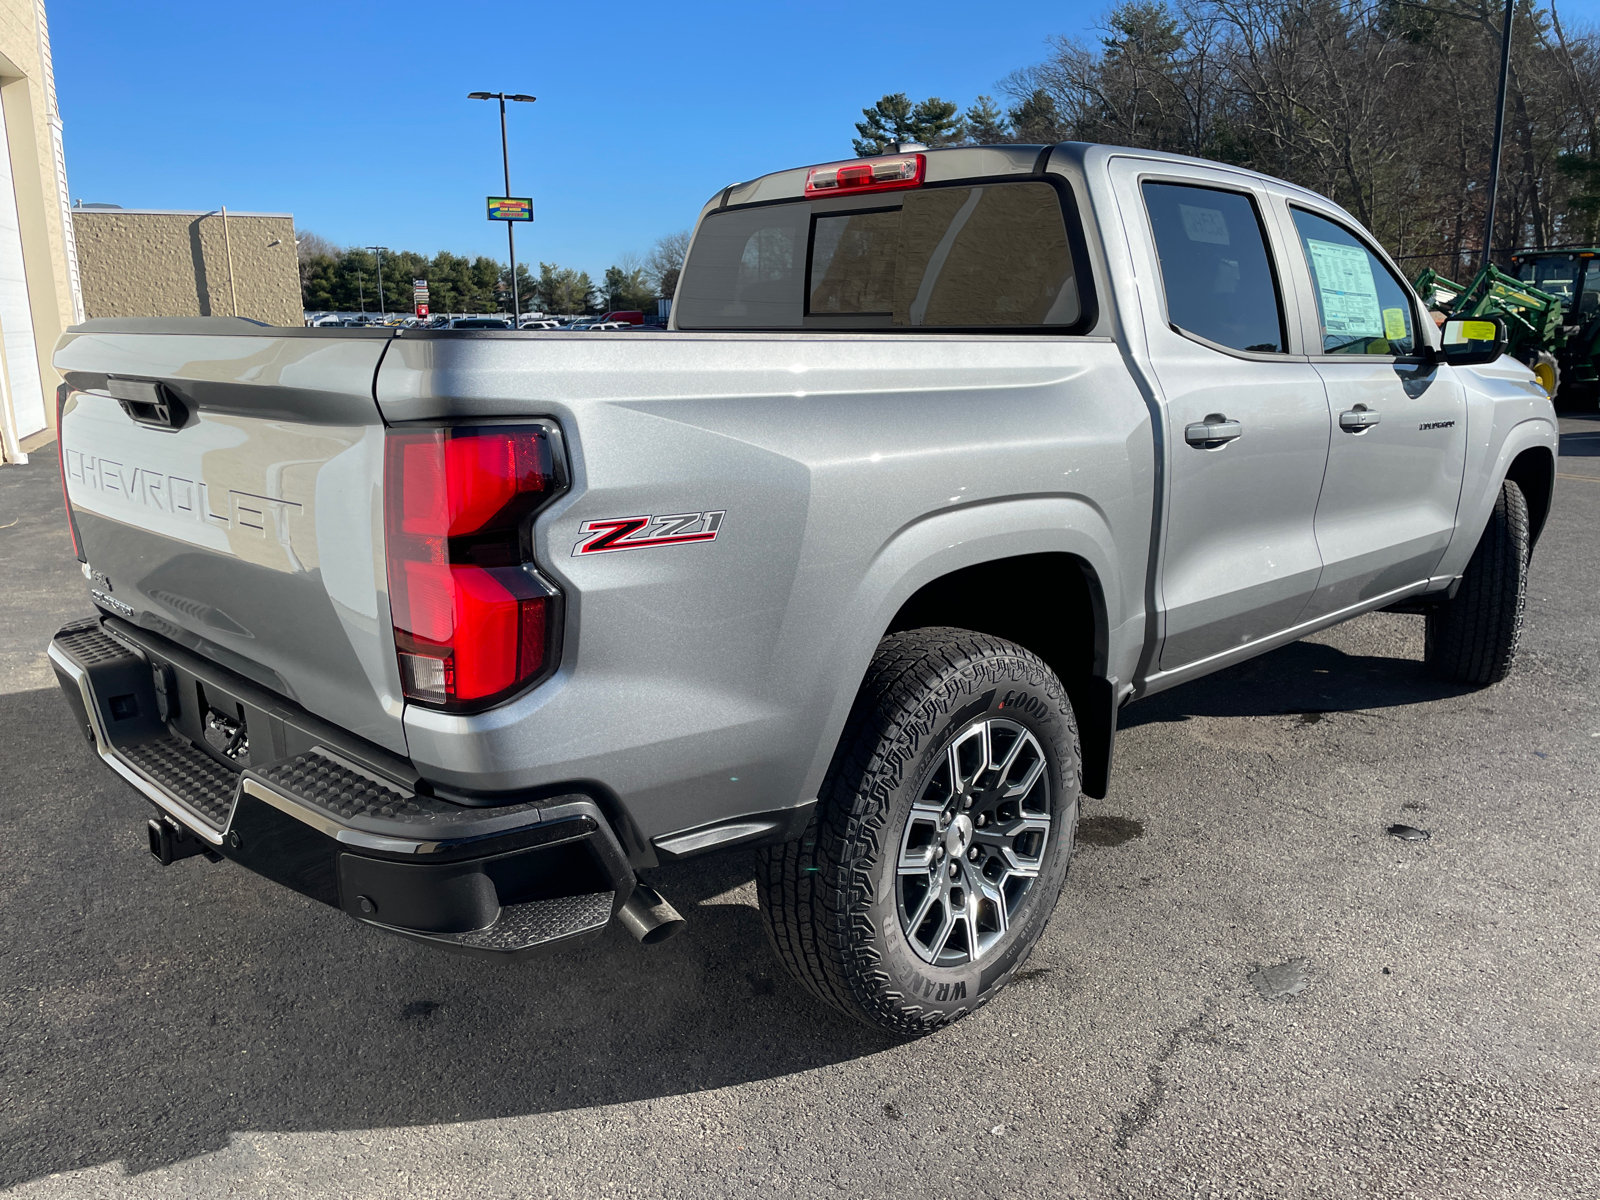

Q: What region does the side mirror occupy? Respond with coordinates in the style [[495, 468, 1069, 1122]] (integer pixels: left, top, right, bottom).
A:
[[1435, 314, 1506, 367]]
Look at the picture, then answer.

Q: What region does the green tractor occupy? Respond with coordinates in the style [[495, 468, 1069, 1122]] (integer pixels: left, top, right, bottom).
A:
[[1413, 247, 1600, 407], [1506, 247, 1600, 407], [1412, 259, 1568, 399]]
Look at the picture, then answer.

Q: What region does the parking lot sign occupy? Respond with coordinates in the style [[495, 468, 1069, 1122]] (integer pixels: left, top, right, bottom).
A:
[[488, 197, 534, 221]]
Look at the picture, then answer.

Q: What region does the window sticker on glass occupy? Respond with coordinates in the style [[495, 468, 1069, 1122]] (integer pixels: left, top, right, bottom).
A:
[[1383, 307, 1407, 341], [1306, 239, 1381, 338], [1179, 204, 1230, 245]]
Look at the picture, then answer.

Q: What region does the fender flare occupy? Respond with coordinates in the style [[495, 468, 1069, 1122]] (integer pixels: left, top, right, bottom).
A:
[[795, 495, 1124, 805], [1436, 416, 1558, 582]]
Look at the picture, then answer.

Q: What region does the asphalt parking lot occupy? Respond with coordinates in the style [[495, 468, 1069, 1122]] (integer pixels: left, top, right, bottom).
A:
[[1, 418, 1597, 1199]]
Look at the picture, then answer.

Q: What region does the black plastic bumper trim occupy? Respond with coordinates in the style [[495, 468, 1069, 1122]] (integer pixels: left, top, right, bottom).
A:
[[359, 891, 614, 960], [49, 617, 639, 958], [652, 800, 816, 861]]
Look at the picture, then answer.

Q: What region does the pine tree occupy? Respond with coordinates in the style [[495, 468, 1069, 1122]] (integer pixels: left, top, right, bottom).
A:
[[964, 95, 1012, 145], [853, 93, 967, 155], [1008, 89, 1066, 144]]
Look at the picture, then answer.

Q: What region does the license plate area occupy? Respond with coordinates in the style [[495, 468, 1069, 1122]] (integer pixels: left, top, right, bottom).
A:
[[152, 658, 254, 770]]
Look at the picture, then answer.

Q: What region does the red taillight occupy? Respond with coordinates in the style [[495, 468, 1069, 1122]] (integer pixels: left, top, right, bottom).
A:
[[804, 153, 924, 197], [384, 425, 563, 710]]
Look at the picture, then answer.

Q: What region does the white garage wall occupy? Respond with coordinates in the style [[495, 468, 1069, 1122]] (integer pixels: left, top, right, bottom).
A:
[[0, 93, 45, 441]]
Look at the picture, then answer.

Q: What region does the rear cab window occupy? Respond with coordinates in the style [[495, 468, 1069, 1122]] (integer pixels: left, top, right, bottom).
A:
[[1141, 181, 1287, 354], [1289, 207, 1416, 357], [674, 179, 1090, 332]]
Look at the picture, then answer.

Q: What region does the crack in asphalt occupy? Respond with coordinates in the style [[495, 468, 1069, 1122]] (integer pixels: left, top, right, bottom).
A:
[[1113, 998, 1238, 1152]]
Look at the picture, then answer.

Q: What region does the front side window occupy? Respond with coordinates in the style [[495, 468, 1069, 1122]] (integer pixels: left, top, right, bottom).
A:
[[674, 180, 1084, 331], [1142, 182, 1286, 354], [1291, 208, 1416, 356]]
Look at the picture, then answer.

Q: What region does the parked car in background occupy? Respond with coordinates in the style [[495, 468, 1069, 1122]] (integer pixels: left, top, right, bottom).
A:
[[600, 310, 645, 326], [449, 316, 513, 330]]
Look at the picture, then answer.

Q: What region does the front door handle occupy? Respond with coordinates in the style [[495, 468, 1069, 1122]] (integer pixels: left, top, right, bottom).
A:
[[1339, 405, 1381, 432], [1184, 414, 1243, 448]]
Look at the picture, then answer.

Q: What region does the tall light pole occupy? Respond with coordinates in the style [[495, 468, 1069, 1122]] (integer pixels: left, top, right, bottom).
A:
[[366, 245, 389, 315], [468, 91, 536, 322], [1481, 0, 1515, 270]]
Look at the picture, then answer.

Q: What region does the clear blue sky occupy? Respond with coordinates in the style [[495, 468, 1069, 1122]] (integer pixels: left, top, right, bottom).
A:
[[49, 1, 1098, 279], [49, 1, 1600, 281]]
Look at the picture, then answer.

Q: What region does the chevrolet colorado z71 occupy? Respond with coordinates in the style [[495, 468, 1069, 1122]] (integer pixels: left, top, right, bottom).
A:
[[48, 143, 1557, 1036]]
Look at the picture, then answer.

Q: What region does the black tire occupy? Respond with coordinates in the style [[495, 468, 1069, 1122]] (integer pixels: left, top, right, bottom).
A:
[[1424, 479, 1529, 686], [757, 628, 1080, 1037]]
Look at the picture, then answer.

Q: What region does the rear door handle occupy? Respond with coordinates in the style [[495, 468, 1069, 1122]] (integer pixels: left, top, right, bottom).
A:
[[1339, 405, 1381, 432], [1184, 415, 1242, 447]]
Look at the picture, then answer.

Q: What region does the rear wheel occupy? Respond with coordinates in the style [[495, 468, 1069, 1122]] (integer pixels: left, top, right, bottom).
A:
[[756, 628, 1080, 1037], [1424, 480, 1529, 686]]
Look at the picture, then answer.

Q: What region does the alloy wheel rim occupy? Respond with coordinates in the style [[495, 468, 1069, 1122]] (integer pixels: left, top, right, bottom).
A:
[[895, 716, 1053, 966]]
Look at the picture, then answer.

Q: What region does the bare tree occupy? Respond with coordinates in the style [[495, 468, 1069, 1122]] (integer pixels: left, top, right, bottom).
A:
[[647, 230, 692, 299], [998, 1, 1600, 270], [295, 230, 340, 262]]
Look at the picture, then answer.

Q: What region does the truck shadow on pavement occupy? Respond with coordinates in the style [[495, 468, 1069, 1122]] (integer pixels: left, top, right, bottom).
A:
[[1117, 630, 1468, 730], [0, 687, 890, 1188]]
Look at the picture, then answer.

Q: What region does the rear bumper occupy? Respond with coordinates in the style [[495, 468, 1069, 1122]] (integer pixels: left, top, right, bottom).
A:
[[49, 617, 635, 959]]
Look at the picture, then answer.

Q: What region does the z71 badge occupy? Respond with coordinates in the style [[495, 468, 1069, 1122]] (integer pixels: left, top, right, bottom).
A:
[[573, 510, 725, 556]]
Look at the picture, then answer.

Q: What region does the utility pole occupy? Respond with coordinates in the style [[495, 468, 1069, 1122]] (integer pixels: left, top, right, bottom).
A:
[[366, 246, 389, 314], [469, 91, 536, 323], [1482, 0, 1515, 270]]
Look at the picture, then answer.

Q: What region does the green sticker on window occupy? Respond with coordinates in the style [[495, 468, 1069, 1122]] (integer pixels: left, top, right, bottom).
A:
[[1383, 307, 1407, 340]]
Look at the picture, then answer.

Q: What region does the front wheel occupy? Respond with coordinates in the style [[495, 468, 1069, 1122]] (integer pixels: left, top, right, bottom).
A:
[[757, 628, 1080, 1037], [1424, 479, 1529, 686]]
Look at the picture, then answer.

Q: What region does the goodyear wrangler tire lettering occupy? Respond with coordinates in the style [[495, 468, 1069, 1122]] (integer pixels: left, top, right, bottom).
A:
[[999, 689, 1050, 721], [756, 627, 1080, 1038]]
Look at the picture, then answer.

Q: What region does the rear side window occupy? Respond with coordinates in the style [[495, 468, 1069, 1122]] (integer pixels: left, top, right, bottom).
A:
[[675, 181, 1084, 331], [1142, 182, 1286, 354], [1290, 208, 1416, 356]]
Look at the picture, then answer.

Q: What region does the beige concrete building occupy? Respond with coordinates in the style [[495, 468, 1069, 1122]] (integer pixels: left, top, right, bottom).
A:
[[0, 0, 82, 464], [73, 208, 302, 328]]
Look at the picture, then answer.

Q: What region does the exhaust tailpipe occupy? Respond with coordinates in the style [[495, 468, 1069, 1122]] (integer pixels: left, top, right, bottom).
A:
[[618, 883, 686, 945]]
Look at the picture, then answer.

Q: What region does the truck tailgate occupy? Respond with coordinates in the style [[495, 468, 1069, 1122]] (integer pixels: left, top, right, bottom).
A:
[[54, 322, 406, 755]]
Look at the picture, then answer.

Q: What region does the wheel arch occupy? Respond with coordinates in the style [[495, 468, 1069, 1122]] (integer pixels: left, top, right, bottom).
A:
[[885, 551, 1118, 799], [796, 498, 1130, 809], [1505, 444, 1555, 550], [887, 550, 1108, 683], [1435, 416, 1559, 582]]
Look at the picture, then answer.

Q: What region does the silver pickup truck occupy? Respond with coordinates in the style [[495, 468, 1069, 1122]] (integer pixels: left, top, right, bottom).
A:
[[47, 143, 1557, 1036]]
